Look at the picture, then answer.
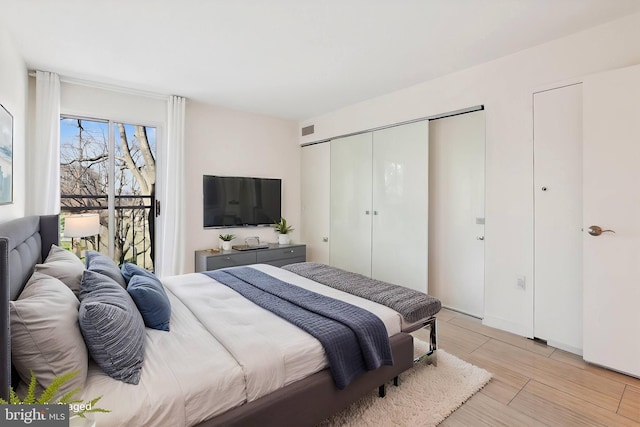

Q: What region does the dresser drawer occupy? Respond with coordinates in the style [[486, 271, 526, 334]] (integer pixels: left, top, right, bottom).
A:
[[207, 252, 257, 270], [257, 246, 306, 263]]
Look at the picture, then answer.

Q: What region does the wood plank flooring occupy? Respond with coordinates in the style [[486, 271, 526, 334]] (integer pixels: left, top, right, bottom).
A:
[[412, 309, 640, 426]]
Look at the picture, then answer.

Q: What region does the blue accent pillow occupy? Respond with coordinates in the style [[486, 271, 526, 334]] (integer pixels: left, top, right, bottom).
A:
[[79, 270, 145, 384], [121, 262, 158, 284], [85, 251, 127, 288], [127, 275, 171, 331]]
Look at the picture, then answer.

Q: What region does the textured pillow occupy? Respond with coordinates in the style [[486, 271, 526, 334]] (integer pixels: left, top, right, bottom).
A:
[[121, 262, 159, 284], [127, 275, 171, 331], [85, 251, 127, 288], [34, 244, 85, 296], [10, 272, 88, 397], [79, 270, 145, 384]]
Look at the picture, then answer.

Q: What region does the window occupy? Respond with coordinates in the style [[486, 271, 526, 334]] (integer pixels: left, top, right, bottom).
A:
[[60, 117, 157, 269]]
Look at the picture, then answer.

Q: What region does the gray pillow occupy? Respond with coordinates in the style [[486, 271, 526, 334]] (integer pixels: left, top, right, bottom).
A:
[[34, 244, 85, 296], [85, 251, 127, 288], [79, 270, 145, 384], [10, 272, 88, 398]]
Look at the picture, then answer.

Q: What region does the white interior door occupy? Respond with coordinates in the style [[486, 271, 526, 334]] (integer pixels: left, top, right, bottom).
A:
[[301, 143, 330, 264], [582, 64, 640, 377], [428, 111, 485, 316], [371, 121, 429, 292], [329, 133, 373, 276], [533, 84, 583, 354]]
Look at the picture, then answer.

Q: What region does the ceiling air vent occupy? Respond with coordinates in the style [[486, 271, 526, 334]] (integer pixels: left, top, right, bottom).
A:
[[301, 125, 314, 136]]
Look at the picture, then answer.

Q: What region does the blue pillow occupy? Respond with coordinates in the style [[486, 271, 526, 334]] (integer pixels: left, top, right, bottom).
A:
[[85, 251, 127, 288], [121, 262, 158, 284], [127, 275, 171, 332], [79, 270, 145, 384]]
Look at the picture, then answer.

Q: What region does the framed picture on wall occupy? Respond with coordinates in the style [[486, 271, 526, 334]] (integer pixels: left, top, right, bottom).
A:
[[0, 103, 13, 205]]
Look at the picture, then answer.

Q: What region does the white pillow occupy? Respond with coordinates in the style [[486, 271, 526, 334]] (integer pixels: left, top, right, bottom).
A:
[[34, 244, 85, 296], [10, 272, 88, 398]]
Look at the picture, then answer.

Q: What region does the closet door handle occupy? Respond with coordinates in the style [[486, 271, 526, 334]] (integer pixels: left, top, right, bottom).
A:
[[365, 210, 370, 215], [373, 211, 379, 215]]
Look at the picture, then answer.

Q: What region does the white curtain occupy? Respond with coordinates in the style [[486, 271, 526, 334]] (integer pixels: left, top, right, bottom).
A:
[[157, 95, 186, 276], [26, 71, 60, 215]]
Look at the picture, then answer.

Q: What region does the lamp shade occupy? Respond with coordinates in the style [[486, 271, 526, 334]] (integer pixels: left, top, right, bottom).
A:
[[64, 214, 100, 238]]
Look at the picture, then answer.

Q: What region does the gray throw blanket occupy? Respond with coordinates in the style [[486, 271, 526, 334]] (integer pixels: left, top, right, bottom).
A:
[[283, 262, 441, 322], [202, 267, 393, 389]]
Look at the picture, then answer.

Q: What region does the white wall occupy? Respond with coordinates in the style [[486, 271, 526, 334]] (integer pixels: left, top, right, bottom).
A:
[[299, 13, 640, 337], [0, 27, 27, 221], [184, 101, 300, 273]]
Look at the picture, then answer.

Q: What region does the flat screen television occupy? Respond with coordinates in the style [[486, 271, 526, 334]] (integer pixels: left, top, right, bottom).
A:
[[203, 175, 282, 228]]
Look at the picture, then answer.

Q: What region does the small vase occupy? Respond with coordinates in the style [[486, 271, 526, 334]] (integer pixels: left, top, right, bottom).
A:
[[278, 234, 290, 245], [221, 241, 232, 250]]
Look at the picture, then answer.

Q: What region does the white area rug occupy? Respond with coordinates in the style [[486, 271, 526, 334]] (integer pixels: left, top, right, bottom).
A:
[[319, 340, 492, 426]]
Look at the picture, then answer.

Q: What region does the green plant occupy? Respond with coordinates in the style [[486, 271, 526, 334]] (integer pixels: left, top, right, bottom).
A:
[[219, 234, 235, 241], [0, 370, 109, 418], [273, 218, 294, 234]]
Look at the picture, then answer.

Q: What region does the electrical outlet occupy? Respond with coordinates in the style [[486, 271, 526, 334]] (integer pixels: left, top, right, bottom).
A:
[[517, 275, 526, 290]]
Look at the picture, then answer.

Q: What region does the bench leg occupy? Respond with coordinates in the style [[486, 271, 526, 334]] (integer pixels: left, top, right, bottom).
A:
[[378, 384, 386, 398]]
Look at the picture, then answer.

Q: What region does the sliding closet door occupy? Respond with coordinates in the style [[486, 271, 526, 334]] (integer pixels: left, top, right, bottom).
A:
[[330, 133, 373, 276], [371, 121, 429, 292], [301, 142, 330, 264], [428, 112, 485, 314]]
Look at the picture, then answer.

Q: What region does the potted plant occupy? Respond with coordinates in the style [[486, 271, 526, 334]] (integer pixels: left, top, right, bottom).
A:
[[273, 218, 294, 245], [219, 234, 235, 251], [0, 370, 109, 426]]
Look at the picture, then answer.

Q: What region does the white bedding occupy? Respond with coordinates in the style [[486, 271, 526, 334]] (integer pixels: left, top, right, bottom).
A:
[[82, 264, 404, 427]]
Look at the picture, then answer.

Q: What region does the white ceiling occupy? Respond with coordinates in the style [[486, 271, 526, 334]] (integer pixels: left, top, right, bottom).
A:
[[3, 0, 640, 120]]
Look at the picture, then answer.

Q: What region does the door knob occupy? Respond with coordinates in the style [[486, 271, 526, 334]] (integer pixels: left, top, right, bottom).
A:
[[477, 236, 485, 240], [587, 225, 615, 236]]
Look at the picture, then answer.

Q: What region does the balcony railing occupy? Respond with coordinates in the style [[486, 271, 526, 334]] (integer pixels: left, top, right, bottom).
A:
[[60, 194, 155, 270]]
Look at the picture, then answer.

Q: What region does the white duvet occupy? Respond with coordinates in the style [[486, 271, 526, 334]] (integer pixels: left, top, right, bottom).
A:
[[82, 264, 404, 427]]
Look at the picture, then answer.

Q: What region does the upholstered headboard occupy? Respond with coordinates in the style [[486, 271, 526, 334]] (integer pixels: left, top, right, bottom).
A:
[[0, 214, 59, 401]]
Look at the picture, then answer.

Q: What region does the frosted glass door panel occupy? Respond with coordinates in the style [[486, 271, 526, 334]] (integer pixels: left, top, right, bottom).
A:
[[301, 143, 330, 264], [330, 133, 373, 276], [371, 121, 429, 292]]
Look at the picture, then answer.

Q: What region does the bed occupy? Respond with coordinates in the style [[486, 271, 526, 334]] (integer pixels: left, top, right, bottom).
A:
[[0, 215, 440, 426]]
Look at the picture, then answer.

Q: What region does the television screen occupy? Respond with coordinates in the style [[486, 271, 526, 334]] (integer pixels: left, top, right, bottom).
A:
[[203, 175, 282, 228]]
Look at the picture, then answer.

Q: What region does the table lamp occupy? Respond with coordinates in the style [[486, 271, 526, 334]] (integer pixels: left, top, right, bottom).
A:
[[64, 213, 101, 257]]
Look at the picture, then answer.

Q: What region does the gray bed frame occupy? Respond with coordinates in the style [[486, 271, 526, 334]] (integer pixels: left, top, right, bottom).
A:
[[0, 215, 436, 426]]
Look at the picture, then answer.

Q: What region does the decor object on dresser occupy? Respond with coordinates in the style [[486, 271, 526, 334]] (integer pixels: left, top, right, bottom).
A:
[[0, 103, 13, 205], [219, 233, 235, 250], [64, 214, 100, 257], [274, 217, 294, 244]]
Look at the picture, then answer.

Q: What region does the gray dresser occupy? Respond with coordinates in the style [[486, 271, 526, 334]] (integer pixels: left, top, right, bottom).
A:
[[195, 244, 306, 272]]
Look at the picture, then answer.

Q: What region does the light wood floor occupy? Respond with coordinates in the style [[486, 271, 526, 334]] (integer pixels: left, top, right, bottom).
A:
[[412, 309, 640, 426]]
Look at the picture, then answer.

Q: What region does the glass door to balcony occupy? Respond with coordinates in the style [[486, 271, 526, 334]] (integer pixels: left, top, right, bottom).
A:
[[60, 117, 157, 270]]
